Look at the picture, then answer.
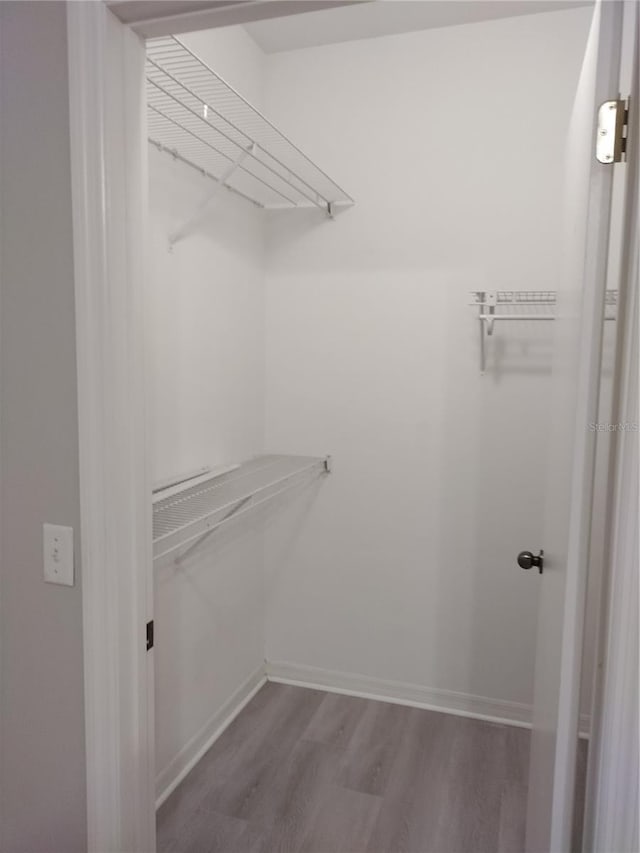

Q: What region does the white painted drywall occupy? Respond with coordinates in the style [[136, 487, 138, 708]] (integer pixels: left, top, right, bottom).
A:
[[149, 145, 266, 483], [150, 10, 602, 793], [262, 8, 593, 710], [0, 3, 87, 849], [149, 25, 268, 792]]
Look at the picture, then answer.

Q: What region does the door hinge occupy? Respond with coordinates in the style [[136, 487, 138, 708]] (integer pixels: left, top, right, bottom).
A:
[[146, 620, 154, 651], [596, 98, 630, 164]]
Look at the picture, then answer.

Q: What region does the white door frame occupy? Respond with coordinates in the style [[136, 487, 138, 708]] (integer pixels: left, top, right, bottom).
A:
[[67, 4, 154, 850], [67, 4, 360, 849], [526, 3, 625, 850], [585, 8, 639, 847], [66, 3, 637, 851]]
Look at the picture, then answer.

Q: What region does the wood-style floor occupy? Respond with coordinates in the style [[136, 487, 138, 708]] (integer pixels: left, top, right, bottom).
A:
[[157, 682, 533, 853]]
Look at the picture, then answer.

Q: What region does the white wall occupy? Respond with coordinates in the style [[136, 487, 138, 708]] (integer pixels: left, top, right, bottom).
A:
[[0, 3, 87, 849], [149, 27, 266, 483], [150, 10, 599, 787], [149, 26, 267, 794], [262, 8, 593, 711], [149, 146, 265, 482]]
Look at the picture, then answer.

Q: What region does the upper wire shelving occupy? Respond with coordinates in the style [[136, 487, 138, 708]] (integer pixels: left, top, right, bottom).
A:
[[146, 36, 354, 221]]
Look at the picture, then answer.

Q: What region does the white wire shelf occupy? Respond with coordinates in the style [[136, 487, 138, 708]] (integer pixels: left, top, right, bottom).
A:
[[152, 454, 331, 562], [146, 36, 354, 217], [470, 290, 618, 374]]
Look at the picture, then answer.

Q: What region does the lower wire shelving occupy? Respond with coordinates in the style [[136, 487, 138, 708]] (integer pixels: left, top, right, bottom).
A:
[[152, 453, 331, 561]]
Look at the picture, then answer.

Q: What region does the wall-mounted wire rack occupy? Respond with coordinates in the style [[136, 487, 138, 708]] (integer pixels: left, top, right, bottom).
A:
[[146, 36, 354, 242], [470, 290, 618, 373], [152, 454, 331, 562]]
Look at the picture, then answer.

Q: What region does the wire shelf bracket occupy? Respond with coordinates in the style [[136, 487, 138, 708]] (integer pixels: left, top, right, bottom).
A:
[[470, 290, 618, 374], [146, 36, 354, 238], [168, 143, 255, 248], [152, 454, 331, 563]]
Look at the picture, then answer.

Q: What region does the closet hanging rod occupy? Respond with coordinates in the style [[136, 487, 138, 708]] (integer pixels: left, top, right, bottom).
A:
[[153, 454, 331, 562]]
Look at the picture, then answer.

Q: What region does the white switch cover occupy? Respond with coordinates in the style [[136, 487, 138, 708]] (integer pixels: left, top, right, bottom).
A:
[[43, 524, 74, 586]]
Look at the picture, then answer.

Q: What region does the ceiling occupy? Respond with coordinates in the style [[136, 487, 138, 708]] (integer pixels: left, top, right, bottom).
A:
[[244, 0, 593, 54], [106, 0, 363, 37], [107, 0, 244, 25]]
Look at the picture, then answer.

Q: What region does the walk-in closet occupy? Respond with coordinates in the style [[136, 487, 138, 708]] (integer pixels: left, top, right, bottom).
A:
[[123, 1, 632, 850]]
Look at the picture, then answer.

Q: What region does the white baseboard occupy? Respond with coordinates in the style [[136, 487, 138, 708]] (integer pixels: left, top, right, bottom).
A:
[[155, 665, 266, 808], [155, 659, 592, 806], [265, 660, 592, 736], [266, 659, 532, 728]]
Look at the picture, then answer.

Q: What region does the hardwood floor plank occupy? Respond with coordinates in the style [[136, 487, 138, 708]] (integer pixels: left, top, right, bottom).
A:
[[430, 717, 507, 853], [504, 725, 530, 785], [498, 781, 527, 853], [157, 683, 532, 853], [156, 682, 286, 832], [366, 707, 457, 853], [336, 699, 412, 797], [298, 784, 382, 853], [157, 683, 323, 836], [572, 738, 588, 853], [302, 691, 370, 748], [158, 808, 247, 853], [156, 755, 219, 841], [199, 684, 326, 820], [239, 741, 344, 853]]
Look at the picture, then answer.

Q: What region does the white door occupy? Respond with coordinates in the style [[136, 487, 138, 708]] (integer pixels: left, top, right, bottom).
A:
[[526, 2, 627, 851]]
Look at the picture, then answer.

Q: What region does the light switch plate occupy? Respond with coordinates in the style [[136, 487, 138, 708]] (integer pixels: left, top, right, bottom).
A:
[[43, 524, 74, 586]]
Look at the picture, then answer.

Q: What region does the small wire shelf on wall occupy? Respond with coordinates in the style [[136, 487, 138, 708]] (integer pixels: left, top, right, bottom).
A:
[[470, 290, 618, 374], [146, 36, 354, 246]]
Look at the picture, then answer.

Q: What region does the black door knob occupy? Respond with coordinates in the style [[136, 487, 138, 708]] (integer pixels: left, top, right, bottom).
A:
[[517, 550, 544, 574]]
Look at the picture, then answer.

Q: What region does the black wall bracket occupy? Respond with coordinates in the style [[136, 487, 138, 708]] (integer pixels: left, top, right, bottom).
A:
[[146, 620, 154, 651]]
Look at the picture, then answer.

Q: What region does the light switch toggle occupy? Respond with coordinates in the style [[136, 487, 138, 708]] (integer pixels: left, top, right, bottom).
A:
[[43, 524, 74, 586]]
